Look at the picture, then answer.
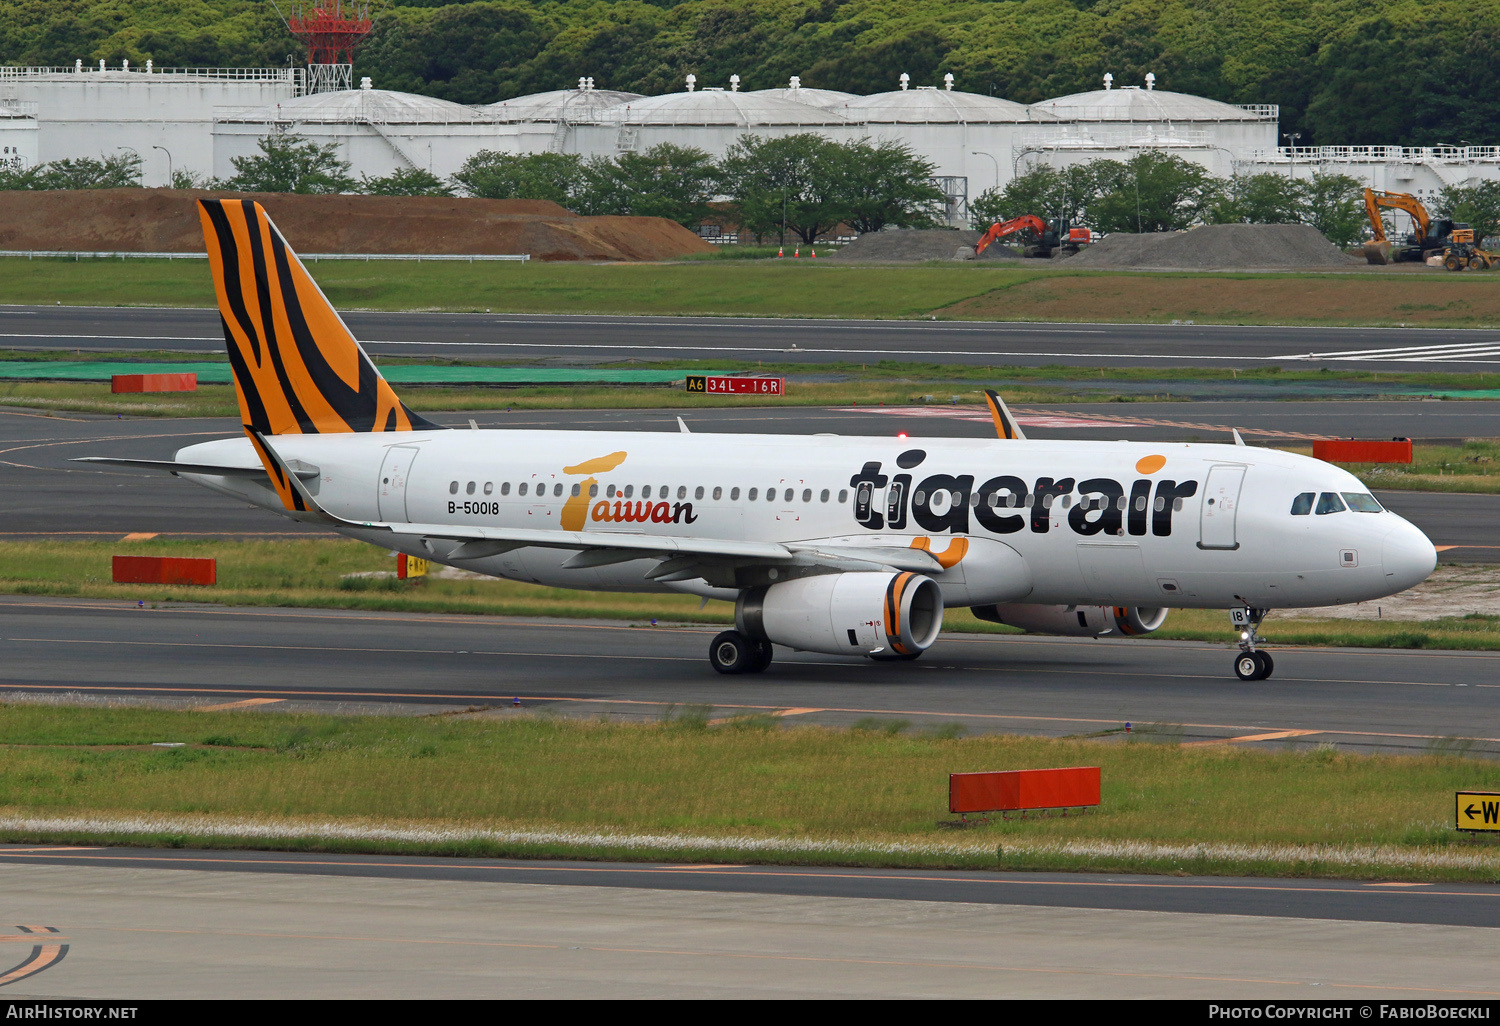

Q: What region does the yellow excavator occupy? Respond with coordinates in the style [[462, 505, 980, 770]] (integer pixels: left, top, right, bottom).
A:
[[1362, 188, 1496, 269]]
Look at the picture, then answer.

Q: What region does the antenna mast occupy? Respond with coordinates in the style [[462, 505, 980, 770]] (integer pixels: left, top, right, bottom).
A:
[[272, 0, 379, 93]]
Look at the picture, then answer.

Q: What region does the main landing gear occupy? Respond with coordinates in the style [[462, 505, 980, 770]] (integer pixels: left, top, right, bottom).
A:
[[1230, 606, 1274, 681], [709, 630, 774, 675]]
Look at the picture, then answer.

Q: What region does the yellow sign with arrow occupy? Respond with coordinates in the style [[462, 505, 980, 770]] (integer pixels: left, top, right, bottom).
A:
[[1456, 791, 1500, 832]]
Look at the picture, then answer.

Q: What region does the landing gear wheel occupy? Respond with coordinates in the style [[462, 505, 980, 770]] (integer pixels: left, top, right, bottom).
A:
[[709, 631, 756, 675], [747, 638, 774, 673], [870, 649, 922, 662], [1254, 651, 1274, 680], [1234, 652, 1261, 681]]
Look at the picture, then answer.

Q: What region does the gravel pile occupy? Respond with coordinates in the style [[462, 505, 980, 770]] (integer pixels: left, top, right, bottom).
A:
[[830, 229, 1019, 262], [1067, 223, 1357, 269]]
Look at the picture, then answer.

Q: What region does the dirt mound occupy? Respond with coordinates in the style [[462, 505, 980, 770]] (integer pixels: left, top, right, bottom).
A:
[[1067, 223, 1357, 269], [0, 189, 714, 262], [830, 229, 1019, 262]]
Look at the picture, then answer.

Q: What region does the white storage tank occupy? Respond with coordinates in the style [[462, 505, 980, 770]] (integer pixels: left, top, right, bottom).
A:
[[213, 78, 540, 181], [0, 63, 296, 186], [0, 101, 40, 170], [1026, 75, 1279, 178]]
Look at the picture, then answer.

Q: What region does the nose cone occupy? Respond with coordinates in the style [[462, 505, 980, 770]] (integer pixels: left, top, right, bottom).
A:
[[1381, 519, 1438, 594]]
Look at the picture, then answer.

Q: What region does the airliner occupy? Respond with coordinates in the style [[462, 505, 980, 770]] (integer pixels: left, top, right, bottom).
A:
[[80, 199, 1438, 680]]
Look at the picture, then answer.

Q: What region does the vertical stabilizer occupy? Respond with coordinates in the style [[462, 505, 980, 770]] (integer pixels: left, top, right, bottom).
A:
[[197, 198, 438, 435]]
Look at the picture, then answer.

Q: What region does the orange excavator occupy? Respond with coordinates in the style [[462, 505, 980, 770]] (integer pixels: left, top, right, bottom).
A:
[[974, 215, 1093, 259], [1361, 188, 1494, 269]]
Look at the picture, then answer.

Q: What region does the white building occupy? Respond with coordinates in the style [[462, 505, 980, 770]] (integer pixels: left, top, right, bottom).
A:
[[0, 62, 296, 186], [213, 79, 520, 181], [568, 81, 854, 160], [0, 101, 39, 169], [1022, 74, 1279, 180]]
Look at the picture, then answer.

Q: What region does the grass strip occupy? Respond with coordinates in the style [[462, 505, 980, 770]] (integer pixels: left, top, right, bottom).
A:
[[7, 256, 1500, 327], [1, 539, 1495, 650], [0, 707, 1496, 881]]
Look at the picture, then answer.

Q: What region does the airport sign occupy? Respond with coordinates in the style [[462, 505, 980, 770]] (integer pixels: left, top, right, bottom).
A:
[[685, 374, 784, 395], [1455, 791, 1500, 832]]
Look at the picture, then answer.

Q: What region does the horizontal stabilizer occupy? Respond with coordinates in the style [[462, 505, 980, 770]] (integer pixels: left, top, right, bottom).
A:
[[71, 456, 317, 479]]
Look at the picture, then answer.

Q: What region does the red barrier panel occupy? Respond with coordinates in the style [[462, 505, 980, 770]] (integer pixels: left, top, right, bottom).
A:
[[1312, 438, 1412, 464], [112, 373, 198, 393], [949, 767, 1100, 814], [112, 555, 216, 586]]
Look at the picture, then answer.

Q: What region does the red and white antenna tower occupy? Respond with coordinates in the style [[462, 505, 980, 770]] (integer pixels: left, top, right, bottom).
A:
[[272, 1, 382, 92]]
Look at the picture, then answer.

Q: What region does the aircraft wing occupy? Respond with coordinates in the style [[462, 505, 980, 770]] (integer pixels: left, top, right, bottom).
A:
[[71, 456, 319, 480]]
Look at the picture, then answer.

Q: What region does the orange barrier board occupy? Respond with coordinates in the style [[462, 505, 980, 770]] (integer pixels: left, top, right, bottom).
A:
[[112, 555, 216, 586], [1312, 438, 1412, 464], [949, 766, 1101, 814], [111, 373, 198, 393]]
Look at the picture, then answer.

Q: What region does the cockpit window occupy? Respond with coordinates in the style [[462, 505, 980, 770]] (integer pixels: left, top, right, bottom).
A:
[[1342, 492, 1383, 513], [1315, 492, 1346, 515], [1290, 492, 1314, 516]]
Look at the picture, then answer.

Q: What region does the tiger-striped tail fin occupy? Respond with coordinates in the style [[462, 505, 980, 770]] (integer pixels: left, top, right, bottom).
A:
[[197, 198, 439, 435]]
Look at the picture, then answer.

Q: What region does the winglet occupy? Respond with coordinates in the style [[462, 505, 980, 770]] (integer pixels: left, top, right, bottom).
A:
[[982, 389, 1026, 440], [677, 416, 691, 434], [1232, 427, 1247, 446]]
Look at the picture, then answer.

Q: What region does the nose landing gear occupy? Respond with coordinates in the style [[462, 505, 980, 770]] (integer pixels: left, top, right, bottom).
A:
[[1230, 607, 1274, 681]]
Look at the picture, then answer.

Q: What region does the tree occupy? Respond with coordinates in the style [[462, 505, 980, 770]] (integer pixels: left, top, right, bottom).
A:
[[1436, 181, 1500, 245], [834, 138, 945, 234], [0, 153, 141, 191], [719, 133, 846, 245], [450, 151, 583, 206], [972, 163, 1103, 231], [224, 134, 353, 194], [574, 144, 718, 226], [1302, 171, 1369, 247], [1208, 173, 1306, 225], [1088, 152, 1221, 234], [360, 167, 454, 197]]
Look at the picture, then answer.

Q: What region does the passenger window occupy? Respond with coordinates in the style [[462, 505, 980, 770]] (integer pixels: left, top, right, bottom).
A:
[[1290, 492, 1313, 515], [838, 489, 848, 503], [802, 488, 811, 502], [1173, 497, 1183, 512], [484, 482, 493, 496], [820, 489, 829, 503], [713, 486, 722, 500], [501, 482, 511, 496], [606, 484, 616, 498], [1026, 495, 1036, 508], [642, 485, 652, 499], [1153, 495, 1164, 512], [466, 481, 476, 495], [449, 481, 458, 495], [678, 486, 688, 499], [554, 483, 563, 497], [748, 488, 758, 501], [696, 486, 705, 499], [570, 483, 580, 497], [1342, 492, 1383, 512], [768, 489, 777, 502], [784, 488, 794, 502], [1134, 495, 1146, 511], [731, 487, 741, 500], [623, 484, 634, 498], [518, 482, 528, 496], [1042, 494, 1053, 509], [914, 490, 926, 506], [589, 484, 598, 497], [1315, 492, 1346, 515]]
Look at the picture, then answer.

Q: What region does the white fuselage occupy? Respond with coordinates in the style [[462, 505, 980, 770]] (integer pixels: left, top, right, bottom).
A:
[[176, 428, 1437, 610]]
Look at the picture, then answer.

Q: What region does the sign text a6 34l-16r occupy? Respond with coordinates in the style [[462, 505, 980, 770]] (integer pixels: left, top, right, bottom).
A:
[[685, 374, 784, 396]]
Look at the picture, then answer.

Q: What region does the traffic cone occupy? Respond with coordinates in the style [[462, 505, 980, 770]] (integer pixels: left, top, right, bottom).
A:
[[794, 246, 800, 257], [810, 247, 817, 258], [777, 245, 783, 258]]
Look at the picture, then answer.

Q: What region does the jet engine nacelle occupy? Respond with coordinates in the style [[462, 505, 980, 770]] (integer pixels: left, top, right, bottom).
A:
[[971, 603, 1169, 638], [738, 572, 944, 657]]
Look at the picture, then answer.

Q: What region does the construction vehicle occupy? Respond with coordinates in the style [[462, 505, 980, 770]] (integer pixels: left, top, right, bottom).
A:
[[973, 214, 1093, 259], [1361, 187, 1497, 268]]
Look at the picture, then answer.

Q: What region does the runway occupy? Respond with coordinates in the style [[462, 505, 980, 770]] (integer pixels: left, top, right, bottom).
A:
[[5, 596, 1500, 755], [5, 403, 1498, 558], [9, 304, 1500, 371], [5, 855, 1498, 998]]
